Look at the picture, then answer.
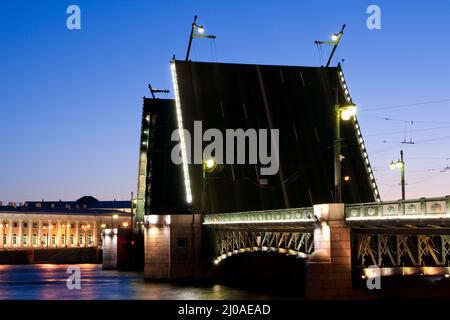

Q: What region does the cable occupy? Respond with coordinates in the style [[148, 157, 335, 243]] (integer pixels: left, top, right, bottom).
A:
[[370, 116, 450, 125], [364, 125, 450, 137], [361, 98, 450, 112]]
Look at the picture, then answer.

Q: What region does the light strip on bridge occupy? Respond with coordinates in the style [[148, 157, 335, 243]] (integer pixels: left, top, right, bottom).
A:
[[346, 214, 450, 221], [203, 218, 314, 225], [170, 61, 192, 204]]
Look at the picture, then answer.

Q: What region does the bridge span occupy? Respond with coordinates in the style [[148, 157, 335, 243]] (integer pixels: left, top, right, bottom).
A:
[[138, 196, 450, 299], [200, 196, 450, 298]]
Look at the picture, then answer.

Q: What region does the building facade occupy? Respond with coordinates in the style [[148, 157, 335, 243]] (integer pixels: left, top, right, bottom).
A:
[[0, 196, 131, 250]]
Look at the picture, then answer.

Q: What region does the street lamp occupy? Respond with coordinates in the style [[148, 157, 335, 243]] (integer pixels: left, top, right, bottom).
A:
[[49, 224, 53, 248], [81, 224, 90, 247], [201, 158, 217, 214], [111, 214, 119, 229], [61, 224, 66, 248], [334, 102, 357, 203], [185, 15, 216, 61], [390, 150, 406, 200], [0, 222, 6, 248]]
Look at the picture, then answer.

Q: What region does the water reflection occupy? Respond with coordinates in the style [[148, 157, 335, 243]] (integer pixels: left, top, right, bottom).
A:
[[0, 264, 292, 300]]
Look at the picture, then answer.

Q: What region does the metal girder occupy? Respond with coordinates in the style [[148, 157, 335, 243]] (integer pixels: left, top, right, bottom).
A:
[[215, 230, 313, 260], [354, 234, 450, 267]]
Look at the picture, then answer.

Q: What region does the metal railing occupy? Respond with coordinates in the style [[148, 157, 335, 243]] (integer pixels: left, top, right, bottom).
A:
[[203, 207, 315, 225], [346, 196, 450, 220]]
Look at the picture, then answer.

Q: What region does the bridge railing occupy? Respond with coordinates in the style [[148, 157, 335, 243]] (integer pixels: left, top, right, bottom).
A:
[[346, 196, 450, 220], [203, 207, 315, 225]]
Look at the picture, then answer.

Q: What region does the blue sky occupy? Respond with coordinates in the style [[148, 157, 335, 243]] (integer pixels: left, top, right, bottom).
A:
[[0, 0, 449, 202]]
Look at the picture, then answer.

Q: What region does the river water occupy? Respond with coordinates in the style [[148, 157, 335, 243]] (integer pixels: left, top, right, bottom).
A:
[[0, 264, 294, 300]]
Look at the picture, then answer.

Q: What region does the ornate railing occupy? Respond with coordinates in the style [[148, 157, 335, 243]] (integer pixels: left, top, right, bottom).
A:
[[203, 207, 315, 225], [346, 196, 450, 221], [354, 233, 450, 267], [214, 230, 313, 263]]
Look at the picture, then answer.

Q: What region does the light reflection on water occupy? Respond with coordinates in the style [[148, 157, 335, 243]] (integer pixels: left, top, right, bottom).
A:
[[0, 264, 289, 300]]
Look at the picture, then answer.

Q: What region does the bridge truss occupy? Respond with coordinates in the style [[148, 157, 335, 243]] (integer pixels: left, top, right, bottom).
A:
[[354, 234, 450, 267], [214, 230, 313, 263]]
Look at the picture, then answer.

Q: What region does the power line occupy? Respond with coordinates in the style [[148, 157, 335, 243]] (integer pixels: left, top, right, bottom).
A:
[[364, 125, 450, 137], [361, 98, 450, 112], [370, 116, 450, 125]]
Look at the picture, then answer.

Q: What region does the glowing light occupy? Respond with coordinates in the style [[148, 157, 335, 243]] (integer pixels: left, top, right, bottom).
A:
[[344, 176, 350, 182], [122, 222, 129, 227], [148, 215, 158, 225], [197, 26, 205, 34], [390, 162, 396, 170], [171, 62, 192, 203], [347, 214, 450, 221], [205, 158, 216, 169], [340, 104, 357, 121], [100, 224, 106, 228], [150, 227, 158, 236], [203, 218, 313, 225], [396, 161, 403, 169], [112, 214, 119, 219]]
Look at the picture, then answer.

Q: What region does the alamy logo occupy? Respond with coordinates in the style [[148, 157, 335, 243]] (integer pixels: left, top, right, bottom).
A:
[[365, 265, 381, 290], [171, 121, 280, 175], [66, 266, 81, 290], [366, 5, 381, 30], [66, 5, 81, 30]]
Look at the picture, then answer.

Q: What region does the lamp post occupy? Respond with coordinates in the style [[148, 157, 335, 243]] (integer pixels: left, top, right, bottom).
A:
[[201, 158, 217, 214], [0, 223, 3, 250], [334, 103, 357, 203], [48, 224, 53, 248], [390, 150, 406, 200], [185, 15, 216, 61], [81, 224, 90, 247], [111, 214, 119, 230], [61, 224, 66, 248]]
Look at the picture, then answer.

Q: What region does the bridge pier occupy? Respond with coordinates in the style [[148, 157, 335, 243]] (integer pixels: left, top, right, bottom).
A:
[[144, 214, 203, 280], [306, 203, 352, 300]]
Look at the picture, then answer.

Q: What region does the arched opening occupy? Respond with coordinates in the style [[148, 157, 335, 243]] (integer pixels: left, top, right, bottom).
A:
[[214, 251, 307, 298]]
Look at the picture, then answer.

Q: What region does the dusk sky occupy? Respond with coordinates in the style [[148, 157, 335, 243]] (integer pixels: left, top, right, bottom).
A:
[[0, 0, 449, 202]]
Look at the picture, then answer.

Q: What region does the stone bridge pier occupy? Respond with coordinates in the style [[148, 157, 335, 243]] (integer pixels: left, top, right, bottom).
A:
[[143, 214, 203, 280], [305, 203, 352, 299]]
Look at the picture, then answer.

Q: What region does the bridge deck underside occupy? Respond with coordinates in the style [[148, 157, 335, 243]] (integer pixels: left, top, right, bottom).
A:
[[210, 227, 314, 263]]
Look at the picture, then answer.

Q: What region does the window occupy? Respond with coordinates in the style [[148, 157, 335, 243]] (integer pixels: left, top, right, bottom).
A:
[[13, 222, 17, 228], [33, 223, 38, 228], [33, 234, 37, 245], [79, 235, 83, 245], [42, 234, 47, 246], [61, 235, 66, 246], [176, 237, 188, 249], [70, 234, 75, 245], [88, 234, 93, 245], [23, 223, 28, 228], [51, 234, 56, 245], [12, 234, 17, 245], [3, 235, 6, 245], [23, 234, 28, 245]]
